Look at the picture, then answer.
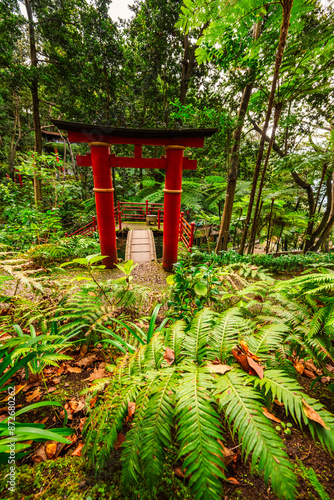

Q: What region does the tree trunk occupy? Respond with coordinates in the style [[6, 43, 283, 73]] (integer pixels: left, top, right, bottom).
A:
[[247, 103, 283, 254], [215, 21, 262, 253], [25, 0, 43, 205], [239, 0, 293, 254]]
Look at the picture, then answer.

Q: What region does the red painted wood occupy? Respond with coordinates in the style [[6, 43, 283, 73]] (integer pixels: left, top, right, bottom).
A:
[[76, 154, 92, 167], [134, 144, 142, 157], [76, 154, 196, 170], [189, 222, 195, 251], [162, 148, 184, 272], [68, 130, 205, 148], [90, 144, 117, 268]]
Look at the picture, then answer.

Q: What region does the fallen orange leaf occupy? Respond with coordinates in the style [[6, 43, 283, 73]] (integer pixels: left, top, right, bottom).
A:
[[71, 443, 84, 456], [207, 363, 232, 375], [302, 399, 329, 429], [163, 347, 175, 365], [1, 384, 26, 402], [261, 407, 281, 423], [114, 433, 125, 450], [67, 366, 82, 374]]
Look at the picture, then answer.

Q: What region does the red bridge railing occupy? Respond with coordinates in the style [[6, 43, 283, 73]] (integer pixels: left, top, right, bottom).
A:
[[115, 200, 164, 230], [65, 203, 196, 251], [179, 212, 195, 252], [65, 217, 97, 238]]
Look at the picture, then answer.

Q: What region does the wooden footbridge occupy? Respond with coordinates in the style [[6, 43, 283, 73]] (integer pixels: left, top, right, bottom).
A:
[[125, 229, 157, 262]]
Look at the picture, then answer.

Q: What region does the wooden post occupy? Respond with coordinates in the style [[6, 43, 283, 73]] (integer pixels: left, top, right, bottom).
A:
[[117, 201, 121, 230], [162, 145, 184, 272], [158, 209, 161, 230], [92, 216, 97, 232], [89, 142, 117, 268], [189, 222, 195, 251], [146, 199, 149, 216], [180, 211, 184, 241], [65, 232, 68, 238]]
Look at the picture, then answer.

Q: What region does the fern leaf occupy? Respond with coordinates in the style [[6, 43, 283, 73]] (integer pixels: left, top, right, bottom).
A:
[[216, 370, 298, 500], [141, 368, 176, 488], [183, 308, 213, 364], [176, 365, 226, 500]]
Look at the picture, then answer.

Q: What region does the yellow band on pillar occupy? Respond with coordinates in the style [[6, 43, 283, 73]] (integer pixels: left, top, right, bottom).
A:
[[88, 142, 111, 147], [93, 188, 114, 192], [163, 189, 183, 194], [165, 145, 186, 150]]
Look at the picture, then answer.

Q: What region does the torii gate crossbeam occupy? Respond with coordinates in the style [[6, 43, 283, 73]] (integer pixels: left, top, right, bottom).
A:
[[52, 120, 216, 272]]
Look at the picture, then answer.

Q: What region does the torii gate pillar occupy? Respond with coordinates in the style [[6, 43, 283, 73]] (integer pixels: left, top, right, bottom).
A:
[[90, 142, 117, 268], [163, 146, 184, 272]]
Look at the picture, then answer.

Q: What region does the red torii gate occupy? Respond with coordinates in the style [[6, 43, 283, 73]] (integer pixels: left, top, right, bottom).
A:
[[52, 120, 216, 272]]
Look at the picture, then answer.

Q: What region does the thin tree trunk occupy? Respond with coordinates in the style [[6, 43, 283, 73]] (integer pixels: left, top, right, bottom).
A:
[[239, 0, 293, 254], [25, 0, 43, 205], [266, 198, 275, 254], [247, 103, 282, 253], [215, 21, 262, 254]]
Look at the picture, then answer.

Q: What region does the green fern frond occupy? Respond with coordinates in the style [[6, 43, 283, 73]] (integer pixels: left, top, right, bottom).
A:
[[121, 372, 160, 487], [216, 370, 298, 500], [141, 369, 176, 488], [165, 319, 186, 362], [183, 308, 213, 364], [209, 307, 252, 362], [143, 332, 164, 369], [176, 366, 226, 500], [247, 323, 289, 356]]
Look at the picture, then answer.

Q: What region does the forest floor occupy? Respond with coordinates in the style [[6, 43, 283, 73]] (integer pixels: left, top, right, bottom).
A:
[[1, 263, 334, 500]]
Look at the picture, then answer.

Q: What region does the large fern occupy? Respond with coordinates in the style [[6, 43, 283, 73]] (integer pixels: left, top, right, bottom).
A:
[[84, 308, 334, 500]]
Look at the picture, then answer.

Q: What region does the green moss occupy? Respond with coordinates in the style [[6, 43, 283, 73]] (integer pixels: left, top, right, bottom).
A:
[[0, 455, 193, 500]]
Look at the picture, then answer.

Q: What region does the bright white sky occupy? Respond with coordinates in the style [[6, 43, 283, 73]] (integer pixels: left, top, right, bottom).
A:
[[108, 0, 135, 21]]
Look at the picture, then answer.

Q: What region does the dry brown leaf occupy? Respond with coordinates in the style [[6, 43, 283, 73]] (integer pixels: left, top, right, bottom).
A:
[[67, 366, 82, 374], [303, 369, 316, 379], [247, 356, 264, 379], [76, 354, 97, 368], [67, 399, 85, 413], [302, 399, 329, 429], [78, 418, 87, 433], [1, 384, 26, 402], [0, 405, 22, 415], [261, 407, 281, 424], [26, 387, 41, 402], [174, 468, 185, 479], [321, 376, 331, 384], [226, 477, 240, 485], [51, 377, 61, 384], [305, 360, 322, 375], [163, 347, 175, 365], [232, 349, 250, 373], [127, 402, 136, 421], [326, 364, 334, 373], [274, 399, 284, 407], [47, 386, 57, 393], [84, 366, 106, 381], [217, 439, 235, 467], [294, 360, 304, 375], [207, 363, 232, 375], [71, 443, 84, 457], [90, 396, 98, 408], [114, 432, 125, 450], [32, 444, 47, 463], [45, 442, 58, 460]]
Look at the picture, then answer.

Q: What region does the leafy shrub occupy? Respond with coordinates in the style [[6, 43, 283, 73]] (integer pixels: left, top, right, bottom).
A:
[[183, 249, 334, 274]]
